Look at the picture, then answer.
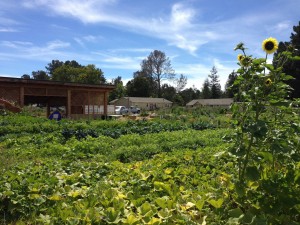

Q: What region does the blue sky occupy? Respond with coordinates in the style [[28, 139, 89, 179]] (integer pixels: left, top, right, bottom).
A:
[[0, 0, 299, 90]]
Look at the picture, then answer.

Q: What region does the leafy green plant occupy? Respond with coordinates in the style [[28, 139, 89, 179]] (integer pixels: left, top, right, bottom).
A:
[[228, 38, 300, 224], [0, 112, 234, 224]]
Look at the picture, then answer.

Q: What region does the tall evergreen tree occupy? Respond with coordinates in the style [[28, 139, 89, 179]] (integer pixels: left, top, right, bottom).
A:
[[225, 70, 238, 98], [201, 78, 211, 99], [273, 21, 300, 98], [208, 66, 222, 98]]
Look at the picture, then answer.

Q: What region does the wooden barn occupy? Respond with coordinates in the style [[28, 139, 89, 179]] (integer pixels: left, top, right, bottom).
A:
[[0, 77, 115, 119]]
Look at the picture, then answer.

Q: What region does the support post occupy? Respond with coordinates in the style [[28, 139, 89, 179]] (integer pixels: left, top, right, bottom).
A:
[[67, 89, 71, 118], [19, 87, 24, 107], [46, 102, 50, 118], [87, 91, 90, 116], [104, 91, 107, 116]]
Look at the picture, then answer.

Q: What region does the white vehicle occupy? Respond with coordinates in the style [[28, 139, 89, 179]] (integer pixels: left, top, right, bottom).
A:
[[115, 106, 128, 115]]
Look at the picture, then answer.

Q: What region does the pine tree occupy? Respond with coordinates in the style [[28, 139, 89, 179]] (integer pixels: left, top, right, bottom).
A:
[[273, 21, 300, 98], [208, 66, 222, 98], [225, 71, 238, 98], [201, 78, 211, 99]]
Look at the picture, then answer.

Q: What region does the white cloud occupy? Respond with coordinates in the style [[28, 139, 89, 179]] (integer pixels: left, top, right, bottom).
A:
[[0, 16, 20, 32], [103, 56, 135, 64], [0, 73, 19, 77], [19, 0, 216, 54], [74, 35, 103, 47], [170, 3, 195, 29], [50, 24, 70, 30], [274, 21, 291, 33], [22, 0, 119, 23], [0, 41, 33, 48], [83, 35, 98, 42], [93, 52, 141, 70], [109, 48, 153, 53], [0, 28, 18, 32], [5, 0, 300, 58], [2, 0, 299, 83], [0, 40, 71, 61], [73, 37, 85, 47], [170, 34, 198, 54], [174, 58, 237, 90], [0, 37, 143, 72], [46, 40, 70, 50]]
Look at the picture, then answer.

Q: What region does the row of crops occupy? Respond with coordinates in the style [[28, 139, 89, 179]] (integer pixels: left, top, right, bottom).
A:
[[0, 115, 220, 139], [0, 113, 299, 224], [0, 114, 235, 224]]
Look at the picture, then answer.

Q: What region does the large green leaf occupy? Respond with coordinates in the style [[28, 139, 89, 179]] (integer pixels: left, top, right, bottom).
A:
[[245, 166, 260, 181], [153, 181, 172, 195], [228, 207, 244, 218], [207, 198, 224, 208], [155, 197, 169, 209], [122, 213, 140, 225], [138, 202, 153, 216], [195, 199, 205, 211], [103, 207, 121, 223], [157, 208, 171, 219]]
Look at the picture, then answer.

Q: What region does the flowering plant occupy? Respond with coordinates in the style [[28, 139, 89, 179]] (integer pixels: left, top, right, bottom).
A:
[[228, 37, 300, 224]]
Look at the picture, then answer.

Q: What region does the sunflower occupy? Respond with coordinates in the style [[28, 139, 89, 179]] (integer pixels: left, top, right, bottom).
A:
[[237, 54, 244, 62], [239, 56, 252, 67], [262, 37, 278, 54], [265, 78, 272, 86]]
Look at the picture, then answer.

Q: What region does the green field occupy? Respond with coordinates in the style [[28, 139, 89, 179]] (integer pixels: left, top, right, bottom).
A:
[[0, 109, 299, 224]]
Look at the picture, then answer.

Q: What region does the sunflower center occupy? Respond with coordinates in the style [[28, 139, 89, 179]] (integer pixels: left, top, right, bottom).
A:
[[265, 41, 275, 50]]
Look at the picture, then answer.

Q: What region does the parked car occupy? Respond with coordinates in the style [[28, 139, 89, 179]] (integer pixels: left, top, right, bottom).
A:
[[115, 106, 128, 115], [128, 106, 141, 114]]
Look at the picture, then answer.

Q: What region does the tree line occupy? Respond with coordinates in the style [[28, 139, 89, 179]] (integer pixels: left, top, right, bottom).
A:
[[108, 50, 229, 106], [21, 50, 227, 106], [21, 60, 106, 84], [21, 21, 300, 105]]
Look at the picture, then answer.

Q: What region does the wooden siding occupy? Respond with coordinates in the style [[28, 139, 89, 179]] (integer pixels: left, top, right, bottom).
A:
[[0, 77, 115, 118]]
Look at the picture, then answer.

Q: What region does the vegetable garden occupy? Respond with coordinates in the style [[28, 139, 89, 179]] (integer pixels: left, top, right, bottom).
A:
[[1, 113, 236, 224], [1, 38, 300, 224], [0, 109, 299, 224]]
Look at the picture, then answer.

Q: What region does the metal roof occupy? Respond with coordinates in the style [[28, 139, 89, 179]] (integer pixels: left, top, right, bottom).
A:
[[0, 76, 115, 90], [110, 97, 172, 104], [186, 98, 233, 106]]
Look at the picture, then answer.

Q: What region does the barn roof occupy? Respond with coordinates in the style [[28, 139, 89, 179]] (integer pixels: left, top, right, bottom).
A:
[[0, 76, 115, 91]]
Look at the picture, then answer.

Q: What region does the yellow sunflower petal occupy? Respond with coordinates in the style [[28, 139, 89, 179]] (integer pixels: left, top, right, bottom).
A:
[[262, 37, 278, 54], [265, 78, 272, 86], [237, 54, 244, 62]]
